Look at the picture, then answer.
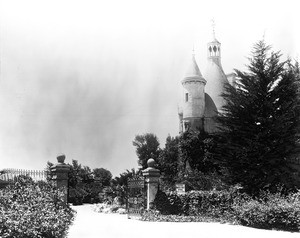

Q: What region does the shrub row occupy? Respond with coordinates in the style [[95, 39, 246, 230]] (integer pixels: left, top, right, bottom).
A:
[[234, 191, 300, 231], [142, 210, 231, 223], [0, 176, 76, 238], [149, 188, 300, 232], [153, 188, 245, 219]]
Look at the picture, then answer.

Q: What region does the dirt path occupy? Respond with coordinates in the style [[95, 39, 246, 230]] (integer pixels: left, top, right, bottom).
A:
[[67, 205, 300, 238]]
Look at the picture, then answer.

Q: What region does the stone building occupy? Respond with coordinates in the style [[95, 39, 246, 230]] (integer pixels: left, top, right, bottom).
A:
[[178, 34, 234, 133]]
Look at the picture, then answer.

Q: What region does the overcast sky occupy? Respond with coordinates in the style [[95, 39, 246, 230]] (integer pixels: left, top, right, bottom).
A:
[[0, 0, 299, 176]]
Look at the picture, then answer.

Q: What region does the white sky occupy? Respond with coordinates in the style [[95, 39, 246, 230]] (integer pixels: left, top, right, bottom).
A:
[[0, 0, 299, 176]]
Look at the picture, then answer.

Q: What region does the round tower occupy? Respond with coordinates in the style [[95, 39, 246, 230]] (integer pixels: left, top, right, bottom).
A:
[[204, 33, 229, 113], [180, 52, 207, 132]]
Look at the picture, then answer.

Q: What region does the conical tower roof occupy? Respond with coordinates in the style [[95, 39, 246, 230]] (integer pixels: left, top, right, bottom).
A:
[[185, 54, 202, 77], [182, 53, 206, 85]]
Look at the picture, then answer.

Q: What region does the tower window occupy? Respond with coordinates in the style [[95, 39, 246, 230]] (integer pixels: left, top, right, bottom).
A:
[[185, 93, 188, 102]]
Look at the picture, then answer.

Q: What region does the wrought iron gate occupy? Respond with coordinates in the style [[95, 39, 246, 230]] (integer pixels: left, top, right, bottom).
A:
[[127, 174, 145, 219]]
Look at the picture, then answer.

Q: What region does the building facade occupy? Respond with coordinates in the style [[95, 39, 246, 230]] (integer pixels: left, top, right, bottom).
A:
[[178, 35, 232, 133]]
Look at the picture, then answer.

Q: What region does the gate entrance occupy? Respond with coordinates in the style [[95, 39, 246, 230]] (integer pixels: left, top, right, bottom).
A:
[[127, 174, 145, 219]]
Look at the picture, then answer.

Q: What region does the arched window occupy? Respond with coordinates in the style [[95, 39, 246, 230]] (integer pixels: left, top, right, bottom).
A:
[[213, 46, 217, 53]]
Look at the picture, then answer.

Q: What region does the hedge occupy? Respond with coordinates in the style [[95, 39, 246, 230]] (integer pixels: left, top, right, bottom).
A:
[[153, 188, 247, 216], [148, 188, 300, 232], [0, 176, 76, 238], [233, 190, 300, 231]]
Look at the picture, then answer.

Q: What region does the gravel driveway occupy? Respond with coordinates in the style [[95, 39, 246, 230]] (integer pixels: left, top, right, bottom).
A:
[[67, 204, 300, 238]]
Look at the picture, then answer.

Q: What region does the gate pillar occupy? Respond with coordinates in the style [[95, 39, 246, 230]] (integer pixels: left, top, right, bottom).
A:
[[142, 158, 160, 210], [51, 155, 70, 203]]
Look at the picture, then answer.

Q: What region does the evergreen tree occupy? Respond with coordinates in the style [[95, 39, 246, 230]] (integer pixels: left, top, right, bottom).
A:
[[215, 41, 300, 194]]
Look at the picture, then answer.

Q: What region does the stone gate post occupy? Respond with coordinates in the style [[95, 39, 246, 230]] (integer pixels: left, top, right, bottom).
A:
[[51, 154, 70, 203], [142, 158, 160, 210]]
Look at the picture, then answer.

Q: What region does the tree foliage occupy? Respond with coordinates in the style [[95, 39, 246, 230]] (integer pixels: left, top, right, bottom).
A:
[[45, 161, 54, 181], [110, 168, 138, 204], [178, 130, 218, 178], [157, 135, 179, 184], [66, 160, 112, 204], [215, 41, 300, 194], [154, 131, 220, 190], [132, 133, 161, 169], [93, 168, 112, 186], [112, 168, 137, 187], [68, 160, 92, 187]]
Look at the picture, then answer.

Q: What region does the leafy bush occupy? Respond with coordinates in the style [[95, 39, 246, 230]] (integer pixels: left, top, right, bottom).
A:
[[153, 190, 183, 215], [0, 176, 76, 238], [150, 187, 300, 232], [142, 210, 231, 223], [68, 182, 102, 205], [68, 187, 87, 205], [98, 186, 116, 204], [153, 187, 245, 220], [93, 203, 127, 214], [233, 190, 300, 231], [69, 183, 121, 206]]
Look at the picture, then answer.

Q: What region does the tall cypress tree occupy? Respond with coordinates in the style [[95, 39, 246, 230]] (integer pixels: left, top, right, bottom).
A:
[[215, 41, 300, 194]]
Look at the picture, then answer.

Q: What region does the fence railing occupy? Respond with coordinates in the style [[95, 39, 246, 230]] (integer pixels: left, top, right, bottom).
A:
[[0, 168, 48, 183]]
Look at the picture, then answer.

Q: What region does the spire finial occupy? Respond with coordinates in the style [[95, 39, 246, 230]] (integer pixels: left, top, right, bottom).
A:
[[211, 18, 216, 39], [192, 44, 195, 56]]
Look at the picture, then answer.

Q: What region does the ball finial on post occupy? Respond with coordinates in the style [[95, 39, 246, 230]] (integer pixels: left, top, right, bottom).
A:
[[51, 154, 70, 203], [147, 158, 155, 168], [142, 158, 160, 210], [57, 154, 66, 164]]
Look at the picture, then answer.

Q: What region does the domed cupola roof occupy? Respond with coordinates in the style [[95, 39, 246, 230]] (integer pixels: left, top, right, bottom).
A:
[[182, 53, 206, 85]]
